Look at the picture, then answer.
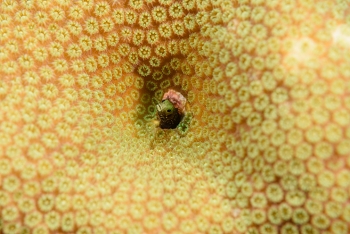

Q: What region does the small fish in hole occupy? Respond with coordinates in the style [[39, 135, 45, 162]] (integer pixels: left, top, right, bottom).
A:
[[156, 89, 187, 129]]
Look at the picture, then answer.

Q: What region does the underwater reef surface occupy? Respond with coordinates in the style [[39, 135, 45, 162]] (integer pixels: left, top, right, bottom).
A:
[[0, 0, 350, 233]]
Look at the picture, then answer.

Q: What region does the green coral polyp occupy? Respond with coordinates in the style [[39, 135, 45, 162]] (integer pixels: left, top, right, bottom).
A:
[[177, 112, 193, 135]]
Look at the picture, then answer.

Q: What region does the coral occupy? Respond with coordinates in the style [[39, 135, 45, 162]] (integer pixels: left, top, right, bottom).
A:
[[0, 0, 349, 233]]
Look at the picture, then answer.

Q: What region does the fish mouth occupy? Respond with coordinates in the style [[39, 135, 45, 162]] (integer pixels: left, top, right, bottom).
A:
[[156, 103, 163, 112]]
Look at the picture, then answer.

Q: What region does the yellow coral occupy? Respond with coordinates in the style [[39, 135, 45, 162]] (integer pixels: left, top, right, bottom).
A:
[[0, 0, 350, 233]]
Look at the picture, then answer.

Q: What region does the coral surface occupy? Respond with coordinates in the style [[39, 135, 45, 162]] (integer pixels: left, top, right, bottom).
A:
[[0, 0, 350, 233]]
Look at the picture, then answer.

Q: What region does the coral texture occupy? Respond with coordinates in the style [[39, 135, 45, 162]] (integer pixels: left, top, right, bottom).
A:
[[0, 0, 350, 233]]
